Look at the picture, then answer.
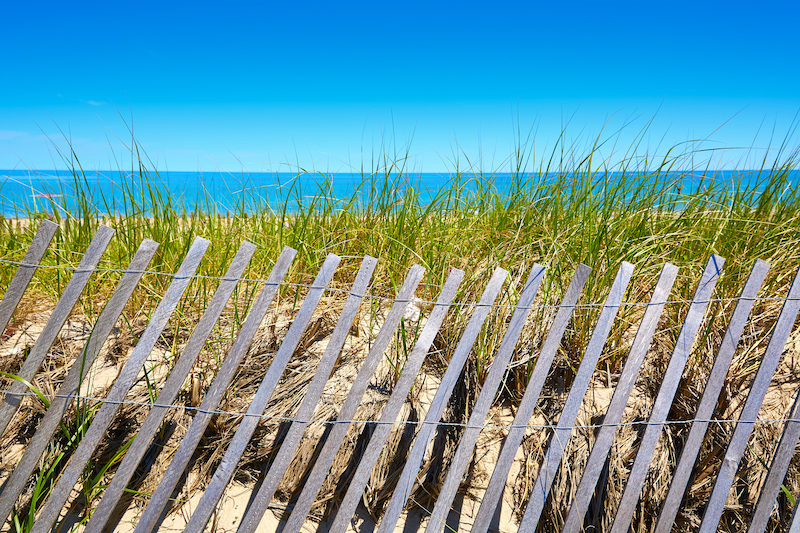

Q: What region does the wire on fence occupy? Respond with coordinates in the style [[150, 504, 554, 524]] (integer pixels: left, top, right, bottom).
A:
[[0, 388, 796, 432], [2, 258, 799, 310]]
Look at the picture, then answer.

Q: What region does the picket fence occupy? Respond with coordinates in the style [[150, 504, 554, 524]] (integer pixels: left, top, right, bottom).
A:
[[1, 221, 800, 533]]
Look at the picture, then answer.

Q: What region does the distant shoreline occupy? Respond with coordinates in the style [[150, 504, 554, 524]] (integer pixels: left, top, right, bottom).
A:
[[3, 168, 796, 218]]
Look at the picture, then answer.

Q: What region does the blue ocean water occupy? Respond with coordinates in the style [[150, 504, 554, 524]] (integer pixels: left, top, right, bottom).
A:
[[0, 169, 797, 217], [0, 170, 451, 217]]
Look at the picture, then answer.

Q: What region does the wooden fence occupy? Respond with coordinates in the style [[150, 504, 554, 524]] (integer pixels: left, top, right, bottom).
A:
[[1, 221, 800, 532]]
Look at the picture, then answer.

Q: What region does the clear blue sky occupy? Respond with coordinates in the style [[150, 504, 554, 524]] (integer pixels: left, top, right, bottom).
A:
[[2, 0, 798, 173]]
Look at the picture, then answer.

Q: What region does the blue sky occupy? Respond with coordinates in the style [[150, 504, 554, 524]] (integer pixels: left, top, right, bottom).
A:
[[2, 0, 798, 173]]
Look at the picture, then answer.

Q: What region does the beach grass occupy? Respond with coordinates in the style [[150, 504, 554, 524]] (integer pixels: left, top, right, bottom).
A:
[[2, 126, 799, 377], [1, 124, 799, 531]]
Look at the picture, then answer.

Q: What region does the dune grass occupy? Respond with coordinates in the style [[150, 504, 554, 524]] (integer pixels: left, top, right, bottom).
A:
[[2, 125, 799, 377], [1, 123, 800, 531]]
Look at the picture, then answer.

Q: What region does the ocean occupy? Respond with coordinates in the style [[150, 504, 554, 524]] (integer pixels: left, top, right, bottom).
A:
[[0, 169, 796, 217]]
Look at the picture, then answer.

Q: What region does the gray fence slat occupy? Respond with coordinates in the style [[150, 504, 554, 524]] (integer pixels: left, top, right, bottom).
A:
[[654, 258, 770, 533], [133, 246, 297, 533], [235, 256, 380, 533], [183, 253, 342, 532], [425, 264, 546, 533], [83, 241, 257, 533], [0, 238, 159, 524], [748, 387, 800, 533], [520, 262, 635, 531], [609, 254, 725, 533], [0, 224, 114, 438], [698, 265, 800, 533], [789, 481, 800, 533], [326, 268, 466, 533], [562, 263, 679, 533], [0, 219, 58, 336], [279, 263, 426, 533], [376, 267, 509, 533], [471, 264, 592, 533], [27, 236, 211, 533]]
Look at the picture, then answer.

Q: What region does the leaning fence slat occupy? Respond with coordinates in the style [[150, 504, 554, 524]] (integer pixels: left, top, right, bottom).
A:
[[0, 224, 114, 438], [654, 258, 770, 533], [133, 246, 297, 533], [789, 484, 800, 533], [235, 255, 380, 533], [326, 268, 466, 533], [609, 254, 725, 533], [0, 219, 58, 336], [425, 263, 547, 533], [0, 238, 159, 525], [279, 264, 426, 533], [520, 262, 635, 531], [183, 253, 342, 532], [376, 267, 510, 533], [471, 264, 592, 533], [83, 241, 256, 533], [562, 262, 679, 533], [748, 387, 800, 533], [27, 236, 210, 533], [697, 265, 800, 533]]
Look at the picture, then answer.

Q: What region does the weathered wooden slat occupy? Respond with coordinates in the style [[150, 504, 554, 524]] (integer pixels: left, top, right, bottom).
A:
[[609, 254, 725, 533], [562, 262, 679, 533], [83, 241, 256, 533], [0, 238, 159, 523], [235, 256, 380, 533], [27, 236, 210, 533], [376, 267, 509, 533], [789, 489, 800, 533], [325, 267, 465, 533], [520, 262, 635, 531], [471, 264, 592, 533], [182, 253, 342, 532], [0, 224, 114, 438], [0, 219, 58, 336], [425, 263, 547, 533], [748, 387, 800, 533], [279, 264, 426, 533], [133, 246, 297, 533], [697, 265, 800, 533], [654, 258, 770, 533]]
